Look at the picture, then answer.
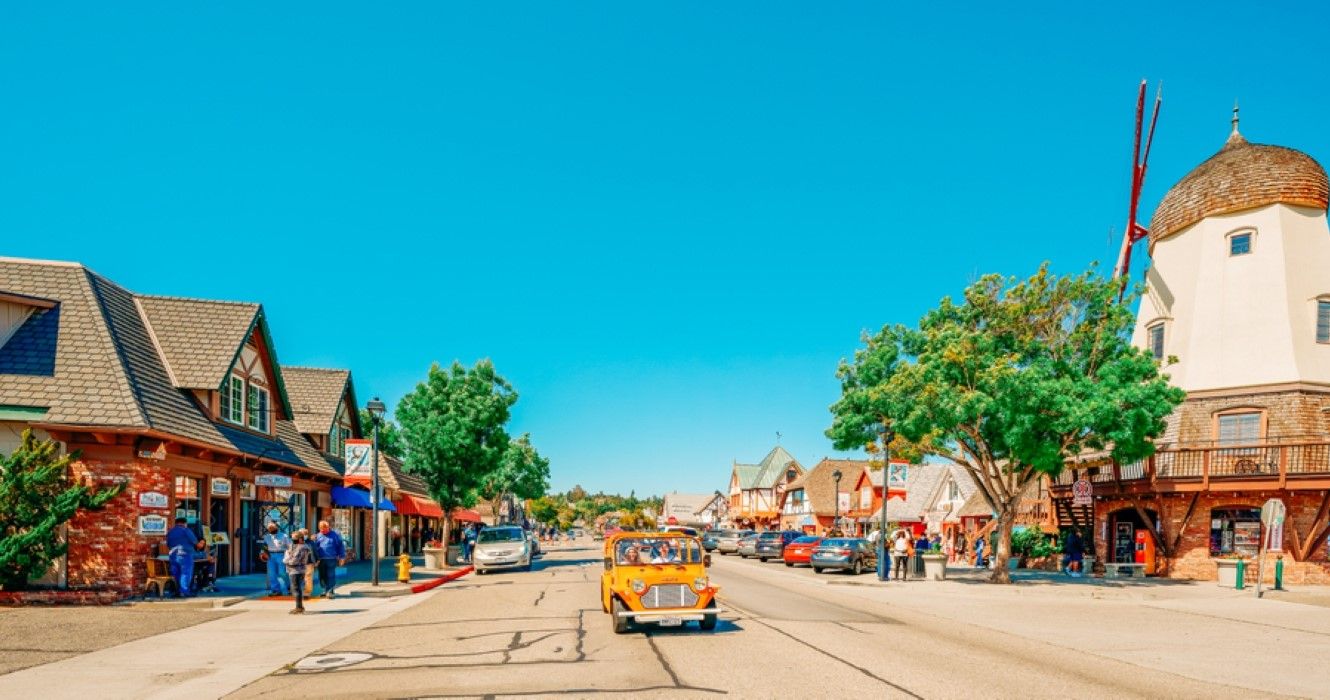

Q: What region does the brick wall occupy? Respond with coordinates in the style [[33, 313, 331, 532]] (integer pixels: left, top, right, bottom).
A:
[[1176, 390, 1330, 444], [65, 453, 172, 598], [1092, 491, 1330, 585]]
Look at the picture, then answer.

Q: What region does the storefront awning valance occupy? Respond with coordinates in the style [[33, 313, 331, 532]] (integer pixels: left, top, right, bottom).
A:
[[397, 493, 443, 518], [331, 486, 396, 511], [452, 508, 482, 523]]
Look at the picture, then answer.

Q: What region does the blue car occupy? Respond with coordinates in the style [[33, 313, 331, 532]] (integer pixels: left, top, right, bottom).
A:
[[810, 538, 877, 575]]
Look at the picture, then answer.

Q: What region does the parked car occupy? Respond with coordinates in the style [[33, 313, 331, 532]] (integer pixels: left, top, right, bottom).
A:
[[810, 537, 877, 575], [736, 533, 760, 558], [782, 536, 822, 567], [701, 530, 720, 551], [714, 529, 754, 555], [753, 531, 802, 562], [600, 532, 721, 633], [473, 526, 533, 574]]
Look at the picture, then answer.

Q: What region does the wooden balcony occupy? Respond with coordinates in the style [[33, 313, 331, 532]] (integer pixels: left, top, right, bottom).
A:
[[1052, 440, 1330, 495]]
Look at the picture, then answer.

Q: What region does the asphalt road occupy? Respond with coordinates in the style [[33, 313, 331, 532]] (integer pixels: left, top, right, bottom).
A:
[[226, 540, 1284, 699]]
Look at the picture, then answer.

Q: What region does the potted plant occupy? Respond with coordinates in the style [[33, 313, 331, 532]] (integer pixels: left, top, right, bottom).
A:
[[921, 542, 947, 580], [1214, 554, 1246, 588], [422, 539, 446, 570]]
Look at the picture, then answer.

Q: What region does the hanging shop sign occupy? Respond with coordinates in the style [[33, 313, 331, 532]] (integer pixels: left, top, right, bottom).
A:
[[887, 463, 908, 489], [239, 480, 256, 500], [138, 491, 169, 509], [138, 514, 169, 535], [210, 477, 232, 497], [345, 439, 373, 478], [254, 474, 292, 488], [1072, 479, 1093, 506]]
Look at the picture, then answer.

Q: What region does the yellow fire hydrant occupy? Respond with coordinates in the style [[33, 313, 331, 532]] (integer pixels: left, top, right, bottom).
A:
[[396, 553, 412, 583]]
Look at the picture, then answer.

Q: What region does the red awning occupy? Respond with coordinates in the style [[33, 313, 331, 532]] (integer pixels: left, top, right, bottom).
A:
[[396, 493, 444, 518], [451, 508, 482, 523]]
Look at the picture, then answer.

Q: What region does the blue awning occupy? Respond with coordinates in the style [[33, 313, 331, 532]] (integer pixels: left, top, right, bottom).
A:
[[331, 486, 396, 511]]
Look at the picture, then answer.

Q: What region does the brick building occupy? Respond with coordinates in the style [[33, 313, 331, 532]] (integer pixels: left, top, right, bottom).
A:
[[1052, 116, 1330, 584], [0, 257, 378, 600]]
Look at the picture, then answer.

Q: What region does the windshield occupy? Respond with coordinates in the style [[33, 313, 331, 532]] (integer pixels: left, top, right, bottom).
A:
[[477, 528, 524, 543], [793, 536, 820, 544], [614, 537, 703, 565], [820, 538, 857, 547]]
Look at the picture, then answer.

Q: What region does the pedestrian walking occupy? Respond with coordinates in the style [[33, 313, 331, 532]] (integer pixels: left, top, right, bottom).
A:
[[1062, 528, 1085, 577], [260, 521, 291, 596], [892, 531, 911, 581], [312, 520, 347, 599], [166, 517, 199, 597], [462, 524, 477, 563], [285, 530, 314, 614], [974, 535, 986, 568]]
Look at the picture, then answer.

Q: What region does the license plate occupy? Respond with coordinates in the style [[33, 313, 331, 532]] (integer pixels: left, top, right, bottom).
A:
[[657, 617, 683, 627]]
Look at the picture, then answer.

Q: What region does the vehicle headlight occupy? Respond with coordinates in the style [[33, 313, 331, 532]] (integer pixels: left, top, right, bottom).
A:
[[693, 577, 709, 591], [630, 578, 647, 594]]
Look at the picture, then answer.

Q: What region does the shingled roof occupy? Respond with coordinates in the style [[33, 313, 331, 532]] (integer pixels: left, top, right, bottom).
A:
[[0, 257, 334, 478], [883, 462, 970, 522], [283, 366, 360, 438], [734, 445, 802, 489], [784, 458, 868, 515]]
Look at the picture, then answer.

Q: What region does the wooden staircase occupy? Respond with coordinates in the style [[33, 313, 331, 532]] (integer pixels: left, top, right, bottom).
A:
[[1055, 498, 1093, 531]]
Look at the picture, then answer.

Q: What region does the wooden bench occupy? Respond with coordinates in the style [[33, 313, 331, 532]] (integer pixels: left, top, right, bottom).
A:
[[1104, 562, 1146, 579]]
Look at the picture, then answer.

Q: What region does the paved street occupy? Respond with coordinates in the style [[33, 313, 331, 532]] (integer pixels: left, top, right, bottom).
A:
[[219, 540, 1328, 699]]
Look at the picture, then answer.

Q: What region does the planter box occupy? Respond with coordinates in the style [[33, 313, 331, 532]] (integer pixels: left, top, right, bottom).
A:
[[921, 554, 947, 581], [422, 547, 447, 571], [1008, 558, 1021, 571], [1215, 559, 1243, 588]]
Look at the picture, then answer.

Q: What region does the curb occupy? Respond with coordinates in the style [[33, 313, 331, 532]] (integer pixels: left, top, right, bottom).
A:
[[352, 567, 474, 598]]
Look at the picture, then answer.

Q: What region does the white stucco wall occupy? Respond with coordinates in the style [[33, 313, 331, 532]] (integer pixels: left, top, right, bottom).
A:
[[1133, 203, 1330, 393]]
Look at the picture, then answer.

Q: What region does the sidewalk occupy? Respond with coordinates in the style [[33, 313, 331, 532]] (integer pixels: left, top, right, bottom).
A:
[[128, 555, 462, 609]]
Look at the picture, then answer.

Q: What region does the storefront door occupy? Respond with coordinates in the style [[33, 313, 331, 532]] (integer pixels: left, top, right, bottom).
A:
[[209, 497, 231, 578]]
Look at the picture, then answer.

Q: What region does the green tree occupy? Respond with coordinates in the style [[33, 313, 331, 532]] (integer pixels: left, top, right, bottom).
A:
[[1, 430, 123, 590], [527, 495, 560, 525], [828, 265, 1183, 582], [478, 434, 550, 525], [360, 408, 405, 460], [396, 360, 517, 547]]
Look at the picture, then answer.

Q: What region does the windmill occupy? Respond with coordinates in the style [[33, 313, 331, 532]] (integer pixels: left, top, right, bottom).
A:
[[1113, 80, 1163, 300]]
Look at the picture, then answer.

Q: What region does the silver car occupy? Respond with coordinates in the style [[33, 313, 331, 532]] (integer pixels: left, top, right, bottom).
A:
[[473, 526, 533, 574], [714, 529, 754, 555]]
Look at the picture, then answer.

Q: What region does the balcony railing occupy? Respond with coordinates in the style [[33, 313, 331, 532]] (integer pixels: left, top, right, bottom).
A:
[[1052, 439, 1330, 491]]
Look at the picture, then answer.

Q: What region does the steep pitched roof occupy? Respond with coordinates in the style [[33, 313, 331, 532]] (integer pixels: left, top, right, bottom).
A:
[[785, 458, 868, 515], [754, 445, 801, 488], [0, 257, 325, 476], [283, 366, 358, 437], [732, 462, 762, 489], [884, 462, 955, 521], [137, 295, 259, 389]]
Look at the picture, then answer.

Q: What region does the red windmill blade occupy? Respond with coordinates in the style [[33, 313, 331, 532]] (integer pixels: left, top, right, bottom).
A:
[[1114, 80, 1162, 300]]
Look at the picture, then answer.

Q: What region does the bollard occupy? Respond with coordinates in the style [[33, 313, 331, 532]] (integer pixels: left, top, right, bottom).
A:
[[1275, 556, 1284, 591], [1235, 558, 1245, 590]]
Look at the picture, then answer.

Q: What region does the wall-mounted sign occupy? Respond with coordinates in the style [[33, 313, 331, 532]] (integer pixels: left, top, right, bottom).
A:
[[1072, 479, 1093, 506], [255, 474, 292, 488], [345, 439, 373, 477], [239, 481, 256, 500], [138, 491, 169, 509], [138, 514, 168, 535], [137, 441, 168, 461], [210, 477, 232, 497]]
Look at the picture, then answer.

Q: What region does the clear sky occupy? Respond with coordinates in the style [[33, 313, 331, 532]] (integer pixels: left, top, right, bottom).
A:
[[3, 3, 1329, 497]]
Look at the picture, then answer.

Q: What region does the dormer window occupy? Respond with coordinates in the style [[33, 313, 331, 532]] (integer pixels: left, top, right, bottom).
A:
[[1229, 231, 1253, 256], [247, 383, 270, 433], [220, 374, 244, 424]]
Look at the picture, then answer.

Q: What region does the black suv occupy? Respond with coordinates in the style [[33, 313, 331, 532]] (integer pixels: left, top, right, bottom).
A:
[[753, 530, 802, 562]]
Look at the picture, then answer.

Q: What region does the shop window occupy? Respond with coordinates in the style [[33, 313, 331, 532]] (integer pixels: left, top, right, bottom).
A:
[[275, 489, 306, 531], [246, 383, 270, 432], [1210, 508, 1261, 557], [1217, 412, 1262, 445], [174, 475, 203, 528]]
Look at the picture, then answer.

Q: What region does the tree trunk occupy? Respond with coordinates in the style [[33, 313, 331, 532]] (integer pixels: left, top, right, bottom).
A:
[[989, 509, 1017, 584], [441, 517, 452, 565]]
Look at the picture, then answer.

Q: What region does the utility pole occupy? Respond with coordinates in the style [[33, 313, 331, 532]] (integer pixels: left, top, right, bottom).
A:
[[368, 397, 386, 586], [878, 423, 891, 582]]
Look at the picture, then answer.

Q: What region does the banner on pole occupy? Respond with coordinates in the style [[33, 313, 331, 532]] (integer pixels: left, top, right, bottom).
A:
[[345, 439, 373, 477]]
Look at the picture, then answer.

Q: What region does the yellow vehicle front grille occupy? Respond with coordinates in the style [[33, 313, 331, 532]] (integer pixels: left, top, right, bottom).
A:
[[641, 584, 698, 609]]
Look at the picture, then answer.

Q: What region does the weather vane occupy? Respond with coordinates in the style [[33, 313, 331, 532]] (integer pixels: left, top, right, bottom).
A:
[[776, 431, 782, 444]]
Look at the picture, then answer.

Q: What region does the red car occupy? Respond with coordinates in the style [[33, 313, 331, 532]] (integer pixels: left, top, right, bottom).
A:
[[782, 536, 822, 567]]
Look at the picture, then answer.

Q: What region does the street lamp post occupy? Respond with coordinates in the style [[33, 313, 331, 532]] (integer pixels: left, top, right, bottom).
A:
[[367, 397, 386, 587], [878, 423, 891, 582], [832, 469, 843, 535]]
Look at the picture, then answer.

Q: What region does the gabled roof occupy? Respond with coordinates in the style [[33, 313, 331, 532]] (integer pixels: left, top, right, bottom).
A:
[[883, 462, 964, 521], [0, 257, 323, 476], [784, 458, 868, 515], [283, 366, 361, 438], [734, 445, 802, 490], [732, 462, 762, 489], [137, 295, 260, 389]]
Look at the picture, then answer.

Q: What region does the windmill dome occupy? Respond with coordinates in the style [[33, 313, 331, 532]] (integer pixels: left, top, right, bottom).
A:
[[1149, 129, 1328, 248]]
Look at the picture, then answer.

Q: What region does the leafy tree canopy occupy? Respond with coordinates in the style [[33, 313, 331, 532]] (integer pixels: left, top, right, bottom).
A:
[[828, 264, 1183, 581], [359, 408, 405, 460]]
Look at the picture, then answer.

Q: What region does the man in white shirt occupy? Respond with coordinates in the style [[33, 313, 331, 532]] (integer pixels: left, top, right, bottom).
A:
[[261, 522, 291, 596]]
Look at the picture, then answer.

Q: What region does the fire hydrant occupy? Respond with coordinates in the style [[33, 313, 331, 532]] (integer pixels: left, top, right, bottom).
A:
[[396, 553, 412, 583]]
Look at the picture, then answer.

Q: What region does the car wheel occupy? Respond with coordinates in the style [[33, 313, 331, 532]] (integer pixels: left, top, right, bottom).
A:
[[759, 557, 767, 563], [813, 566, 823, 574], [611, 597, 631, 635], [853, 558, 863, 575], [699, 602, 718, 631], [784, 562, 793, 567]]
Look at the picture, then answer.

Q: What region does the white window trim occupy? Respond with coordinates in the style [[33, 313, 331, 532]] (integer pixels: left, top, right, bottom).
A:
[[247, 382, 270, 433], [222, 373, 245, 425], [1227, 228, 1256, 257]]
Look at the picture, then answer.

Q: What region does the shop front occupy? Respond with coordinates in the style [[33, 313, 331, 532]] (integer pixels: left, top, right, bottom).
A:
[[330, 486, 395, 560], [394, 493, 444, 555]]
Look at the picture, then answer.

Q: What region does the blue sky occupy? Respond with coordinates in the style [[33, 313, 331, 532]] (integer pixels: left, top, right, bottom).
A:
[[4, 3, 1329, 496]]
